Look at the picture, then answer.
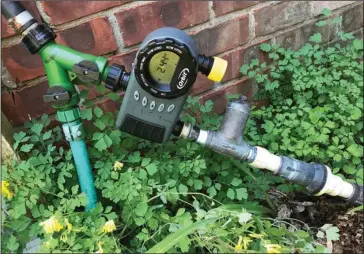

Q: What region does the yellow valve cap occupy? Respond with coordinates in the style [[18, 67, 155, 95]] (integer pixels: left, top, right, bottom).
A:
[[207, 57, 228, 82]]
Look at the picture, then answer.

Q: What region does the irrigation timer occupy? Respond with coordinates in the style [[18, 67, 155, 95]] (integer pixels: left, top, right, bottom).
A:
[[116, 27, 228, 143]]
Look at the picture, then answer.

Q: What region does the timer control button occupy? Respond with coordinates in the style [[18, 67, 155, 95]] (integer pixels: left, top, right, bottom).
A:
[[158, 104, 165, 112], [150, 101, 156, 110], [167, 104, 175, 112], [142, 97, 148, 107], [134, 91, 140, 101]]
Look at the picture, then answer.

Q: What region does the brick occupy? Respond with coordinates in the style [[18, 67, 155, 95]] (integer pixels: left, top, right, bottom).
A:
[[254, 2, 310, 37], [1, 1, 42, 38], [2, 43, 45, 82], [275, 16, 342, 50], [342, 4, 363, 33], [199, 78, 253, 115], [55, 17, 117, 56], [2, 16, 15, 38], [212, 1, 258, 16], [193, 15, 249, 56], [39, 1, 127, 25], [1, 81, 56, 126], [108, 49, 138, 72], [205, 39, 270, 84], [2, 17, 118, 83], [115, 1, 209, 46], [310, 1, 355, 16], [191, 73, 214, 95]]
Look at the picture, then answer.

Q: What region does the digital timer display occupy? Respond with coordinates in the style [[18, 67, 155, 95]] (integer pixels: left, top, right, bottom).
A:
[[148, 51, 180, 85]]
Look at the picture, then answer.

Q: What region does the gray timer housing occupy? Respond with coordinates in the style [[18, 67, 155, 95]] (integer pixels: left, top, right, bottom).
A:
[[116, 27, 199, 142]]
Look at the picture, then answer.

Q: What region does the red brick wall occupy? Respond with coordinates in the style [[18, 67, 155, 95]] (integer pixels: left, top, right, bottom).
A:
[[1, 1, 363, 127]]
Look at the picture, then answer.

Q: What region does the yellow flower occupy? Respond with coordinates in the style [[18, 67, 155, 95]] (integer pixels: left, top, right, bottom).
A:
[[102, 220, 116, 233], [65, 218, 72, 233], [265, 244, 282, 254], [235, 236, 243, 251], [2, 181, 13, 199], [243, 237, 253, 250], [249, 233, 265, 239], [39, 216, 64, 233], [96, 241, 103, 253], [113, 161, 124, 171]]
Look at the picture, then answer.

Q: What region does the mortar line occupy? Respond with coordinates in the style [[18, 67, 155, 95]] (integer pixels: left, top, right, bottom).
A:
[[3, 1, 362, 88], [183, 1, 276, 35], [35, 1, 51, 24], [42, 1, 149, 31], [107, 14, 125, 53], [207, 1, 216, 20]]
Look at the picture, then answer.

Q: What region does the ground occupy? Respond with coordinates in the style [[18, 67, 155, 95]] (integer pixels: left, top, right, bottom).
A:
[[268, 189, 363, 253]]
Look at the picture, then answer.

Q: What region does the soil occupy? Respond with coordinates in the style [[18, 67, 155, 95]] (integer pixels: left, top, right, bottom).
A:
[[268, 189, 364, 253]]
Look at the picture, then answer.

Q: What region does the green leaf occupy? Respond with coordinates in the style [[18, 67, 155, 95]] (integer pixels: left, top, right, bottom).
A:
[[310, 33, 322, 43], [107, 92, 120, 101], [146, 163, 158, 176], [179, 184, 188, 194], [109, 130, 121, 145], [94, 106, 103, 118], [140, 158, 151, 167], [193, 179, 203, 190], [79, 89, 89, 99], [146, 218, 217, 253], [135, 203, 148, 217], [347, 144, 362, 157], [353, 39, 363, 50], [92, 132, 104, 141], [80, 108, 93, 120], [251, 59, 259, 67], [227, 188, 235, 200], [315, 20, 326, 27], [13, 132, 26, 142], [333, 154, 342, 162], [43, 130, 52, 140], [71, 185, 79, 195], [231, 177, 242, 187], [6, 235, 19, 252], [128, 152, 141, 163], [134, 217, 145, 226], [94, 119, 106, 130], [260, 43, 271, 52], [236, 188, 248, 200], [20, 144, 34, 153], [271, 142, 278, 151], [240, 64, 250, 75], [94, 134, 112, 151], [139, 169, 147, 179], [325, 226, 340, 241], [207, 186, 217, 197], [31, 123, 43, 136], [321, 8, 332, 16]]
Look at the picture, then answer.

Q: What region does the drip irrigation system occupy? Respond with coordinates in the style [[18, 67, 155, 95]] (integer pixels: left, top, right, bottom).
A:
[[2, 1, 362, 214]]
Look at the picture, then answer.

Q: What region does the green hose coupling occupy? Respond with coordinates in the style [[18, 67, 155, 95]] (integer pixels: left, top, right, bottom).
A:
[[56, 108, 81, 123], [62, 120, 85, 141]]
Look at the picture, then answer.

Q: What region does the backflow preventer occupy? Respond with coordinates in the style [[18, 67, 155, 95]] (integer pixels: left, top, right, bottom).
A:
[[177, 97, 363, 205]]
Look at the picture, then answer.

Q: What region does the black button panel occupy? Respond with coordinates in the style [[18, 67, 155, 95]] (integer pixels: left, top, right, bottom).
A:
[[120, 114, 165, 143]]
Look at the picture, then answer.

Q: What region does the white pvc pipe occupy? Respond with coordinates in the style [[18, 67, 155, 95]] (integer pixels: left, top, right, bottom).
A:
[[196, 130, 208, 145], [249, 146, 281, 173], [315, 166, 355, 199]]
